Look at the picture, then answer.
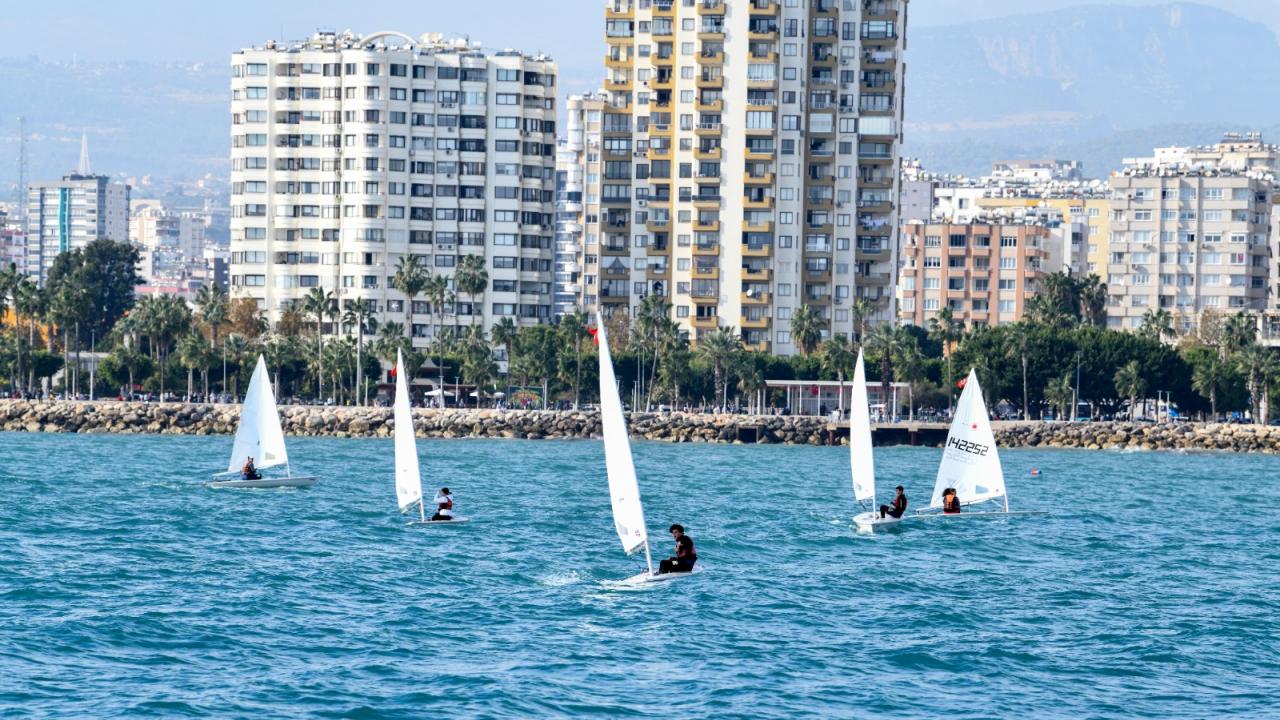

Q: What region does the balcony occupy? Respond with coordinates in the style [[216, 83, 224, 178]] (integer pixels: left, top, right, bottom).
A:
[[605, 53, 632, 69], [691, 314, 719, 328], [692, 265, 720, 280], [698, 0, 725, 14], [744, 171, 774, 185], [652, 0, 675, 15], [741, 266, 772, 281], [744, 146, 774, 160], [741, 315, 770, 330], [605, 1, 634, 18], [692, 193, 722, 208], [742, 219, 774, 233], [741, 291, 771, 305], [744, 195, 774, 210], [742, 243, 773, 258], [696, 98, 724, 112], [695, 121, 722, 136], [695, 145, 723, 160], [693, 218, 721, 232], [697, 74, 724, 89], [693, 242, 720, 256], [697, 50, 724, 65]]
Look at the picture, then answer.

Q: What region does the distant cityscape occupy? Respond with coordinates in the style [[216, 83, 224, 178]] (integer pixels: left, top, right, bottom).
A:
[[3, 0, 1280, 369]]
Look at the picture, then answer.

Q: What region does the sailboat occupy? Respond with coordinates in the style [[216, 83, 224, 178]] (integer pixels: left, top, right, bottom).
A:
[[920, 368, 1044, 519], [394, 349, 468, 525], [850, 351, 901, 533], [208, 355, 317, 489], [596, 313, 701, 585]]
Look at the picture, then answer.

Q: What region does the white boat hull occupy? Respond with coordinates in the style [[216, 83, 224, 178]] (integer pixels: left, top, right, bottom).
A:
[[206, 475, 318, 489], [853, 511, 904, 533], [409, 516, 471, 526], [619, 564, 705, 585], [916, 509, 1048, 520]]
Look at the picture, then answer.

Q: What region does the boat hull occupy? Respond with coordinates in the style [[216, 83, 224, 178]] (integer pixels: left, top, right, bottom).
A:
[[916, 509, 1047, 520], [853, 511, 904, 533], [409, 516, 471, 526], [619, 564, 705, 585], [207, 475, 318, 489]]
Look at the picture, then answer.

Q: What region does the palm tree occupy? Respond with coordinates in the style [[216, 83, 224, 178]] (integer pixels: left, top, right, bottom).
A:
[[459, 324, 495, 396], [263, 333, 299, 400], [558, 309, 590, 409], [1191, 354, 1225, 420], [177, 331, 208, 400], [863, 324, 904, 420], [1045, 373, 1074, 421], [1005, 321, 1033, 420], [424, 273, 453, 402], [301, 287, 335, 402], [849, 297, 875, 345], [1138, 308, 1175, 343], [11, 275, 40, 394], [819, 334, 857, 413], [1114, 360, 1147, 421], [454, 254, 489, 328], [1235, 343, 1277, 424], [391, 255, 430, 329], [789, 304, 823, 356], [195, 283, 228, 350], [1221, 311, 1257, 357], [342, 299, 377, 406], [491, 316, 518, 390], [1078, 274, 1108, 327], [927, 306, 963, 414], [894, 335, 925, 422], [697, 327, 741, 409]]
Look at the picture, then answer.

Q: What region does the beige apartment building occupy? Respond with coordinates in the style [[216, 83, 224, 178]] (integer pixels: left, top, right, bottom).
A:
[[1106, 170, 1272, 333], [228, 31, 558, 343], [579, 0, 910, 354], [897, 222, 1051, 327]]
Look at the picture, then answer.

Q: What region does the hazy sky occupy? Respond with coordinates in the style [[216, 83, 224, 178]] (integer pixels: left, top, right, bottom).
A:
[[1, 0, 1275, 96]]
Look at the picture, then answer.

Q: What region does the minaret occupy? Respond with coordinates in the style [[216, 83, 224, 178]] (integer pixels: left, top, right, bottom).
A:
[[77, 130, 91, 176]]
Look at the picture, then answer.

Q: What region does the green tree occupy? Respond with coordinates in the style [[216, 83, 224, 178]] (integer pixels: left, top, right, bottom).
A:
[[1045, 373, 1074, 420], [392, 255, 430, 328], [819, 334, 857, 413], [1113, 360, 1147, 421], [302, 287, 335, 401], [454, 254, 489, 328], [850, 297, 875, 345], [1234, 343, 1277, 424], [558, 309, 590, 409], [789, 304, 823, 357], [1005, 321, 1033, 420], [341, 299, 377, 405], [864, 324, 904, 418], [1138, 308, 1176, 343], [927, 305, 964, 413], [697, 327, 742, 408]]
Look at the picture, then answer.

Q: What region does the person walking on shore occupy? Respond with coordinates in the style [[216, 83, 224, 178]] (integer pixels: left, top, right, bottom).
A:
[[657, 524, 697, 574]]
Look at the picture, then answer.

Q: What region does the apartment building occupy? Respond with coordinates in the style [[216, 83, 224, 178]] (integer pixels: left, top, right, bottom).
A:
[[556, 93, 609, 317], [228, 31, 558, 343], [588, 0, 909, 354], [897, 221, 1053, 328], [25, 176, 130, 286], [1106, 169, 1272, 333]]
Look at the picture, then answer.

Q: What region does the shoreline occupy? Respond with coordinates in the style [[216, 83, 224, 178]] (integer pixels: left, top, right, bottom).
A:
[[3, 400, 1280, 453]]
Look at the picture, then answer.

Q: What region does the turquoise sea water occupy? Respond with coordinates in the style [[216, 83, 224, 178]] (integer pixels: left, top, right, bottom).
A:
[[2, 432, 1279, 718]]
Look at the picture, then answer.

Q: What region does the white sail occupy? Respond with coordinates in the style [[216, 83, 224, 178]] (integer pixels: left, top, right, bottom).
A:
[[227, 355, 289, 472], [596, 313, 649, 556], [393, 350, 424, 513], [931, 368, 1006, 508], [850, 350, 875, 504]]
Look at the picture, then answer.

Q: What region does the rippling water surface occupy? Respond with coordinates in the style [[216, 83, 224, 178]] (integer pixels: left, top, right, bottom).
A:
[[2, 432, 1278, 718]]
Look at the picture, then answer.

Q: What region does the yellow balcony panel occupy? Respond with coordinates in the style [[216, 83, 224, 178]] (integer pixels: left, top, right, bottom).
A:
[[697, 75, 724, 89], [696, 99, 724, 112], [741, 316, 770, 330], [696, 51, 724, 65], [741, 291, 771, 304], [605, 3, 635, 19], [693, 243, 720, 256], [748, 30, 778, 42], [604, 77, 632, 91], [692, 194, 722, 208], [691, 315, 719, 328], [697, 0, 726, 15], [605, 54, 633, 69], [601, 294, 629, 304], [645, 220, 671, 233], [695, 147, 723, 160], [747, 78, 777, 90], [652, 76, 674, 90], [748, 51, 778, 63], [742, 220, 774, 233], [695, 122, 722, 136], [744, 172, 774, 185], [698, 30, 726, 42], [646, 267, 671, 280], [648, 147, 672, 160], [742, 244, 773, 258], [806, 295, 833, 306], [692, 267, 720, 280], [653, 1, 675, 16], [749, 1, 779, 15], [741, 268, 772, 283], [744, 196, 774, 210], [744, 340, 772, 353], [693, 220, 721, 232]]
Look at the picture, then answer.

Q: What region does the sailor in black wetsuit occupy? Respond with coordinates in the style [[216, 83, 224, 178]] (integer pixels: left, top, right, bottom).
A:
[[880, 485, 907, 519], [657, 524, 697, 574], [942, 487, 962, 514]]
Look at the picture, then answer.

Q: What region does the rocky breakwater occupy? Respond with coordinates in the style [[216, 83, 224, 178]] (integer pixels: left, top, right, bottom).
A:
[[996, 421, 1280, 454], [0, 400, 843, 444]]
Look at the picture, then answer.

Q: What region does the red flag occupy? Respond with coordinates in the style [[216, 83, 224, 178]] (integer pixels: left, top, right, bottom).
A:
[[956, 376, 967, 389], [588, 326, 600, 346]]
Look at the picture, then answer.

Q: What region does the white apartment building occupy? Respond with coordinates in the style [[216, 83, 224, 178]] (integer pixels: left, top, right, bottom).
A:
[[1106, 170, 1272, 333], [229, 31, 558, 342], [579, 0, 909, 354]]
